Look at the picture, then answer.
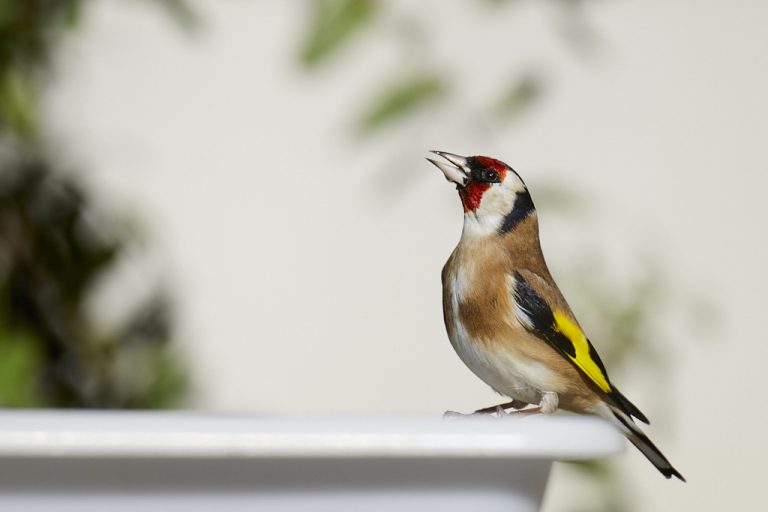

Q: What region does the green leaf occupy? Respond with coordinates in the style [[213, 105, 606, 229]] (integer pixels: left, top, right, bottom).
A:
[[0, 69, 38, 140], [62, 0, 84, 29], [141, 345, 188, 409], [0, 1, 21, 30], [566, 459, 611, 478], [300, 0, 377, 67], [148, 0, 201, 33], [0, 327, 46, 407], [493, 74, 542, 120], [357, 74, 444, 132]]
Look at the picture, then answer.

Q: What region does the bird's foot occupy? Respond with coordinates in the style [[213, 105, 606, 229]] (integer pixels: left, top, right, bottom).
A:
[[489, 392, 559, 419], [443, 400, 529, 419], [504, 406, 541, 416], [538, 391, 559, 414], [501, 391, 558, 416], [473, 400, 528, 415]]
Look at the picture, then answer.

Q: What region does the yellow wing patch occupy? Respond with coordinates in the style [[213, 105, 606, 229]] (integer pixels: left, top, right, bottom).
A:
[[552, 311, 611, 393]]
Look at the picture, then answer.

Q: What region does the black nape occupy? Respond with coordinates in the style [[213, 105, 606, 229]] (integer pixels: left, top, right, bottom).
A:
[[498, 189, 535, 234]]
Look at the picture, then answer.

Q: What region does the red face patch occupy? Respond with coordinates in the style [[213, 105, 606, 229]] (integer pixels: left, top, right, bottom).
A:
[[458, 156, 509, 212], [459, 183, 490, 212]]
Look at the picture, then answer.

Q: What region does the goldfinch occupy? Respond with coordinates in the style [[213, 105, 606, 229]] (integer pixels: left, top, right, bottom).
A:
[[427, 151, 684, 481]]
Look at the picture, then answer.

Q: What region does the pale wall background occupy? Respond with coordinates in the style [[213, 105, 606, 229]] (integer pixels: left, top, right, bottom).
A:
[[45, 1, 767, 511]]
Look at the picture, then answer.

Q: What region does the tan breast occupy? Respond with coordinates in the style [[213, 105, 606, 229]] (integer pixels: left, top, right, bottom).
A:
[[441, 226, 601, 413]]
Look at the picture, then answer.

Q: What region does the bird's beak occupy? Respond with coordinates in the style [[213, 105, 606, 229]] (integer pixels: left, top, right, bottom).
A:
[[426, 150, 470, 187]]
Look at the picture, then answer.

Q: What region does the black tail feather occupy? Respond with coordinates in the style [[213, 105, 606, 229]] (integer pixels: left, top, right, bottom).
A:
[[610, 387, 650, 424], [611, 409, 685, 481]]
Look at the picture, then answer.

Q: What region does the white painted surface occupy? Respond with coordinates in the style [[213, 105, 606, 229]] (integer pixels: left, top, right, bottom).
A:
[[0, 411, 622, 512], [0, 410, 622, 459]]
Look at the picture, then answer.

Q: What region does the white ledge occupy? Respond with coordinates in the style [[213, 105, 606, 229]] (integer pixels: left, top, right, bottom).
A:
[[0, 410, 624, 459]]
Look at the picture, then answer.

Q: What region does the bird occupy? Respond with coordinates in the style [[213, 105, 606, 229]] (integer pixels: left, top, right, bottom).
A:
[[426, 150, 684, 481]]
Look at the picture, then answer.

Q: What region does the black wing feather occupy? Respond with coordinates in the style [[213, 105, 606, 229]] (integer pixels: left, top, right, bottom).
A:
[[513, 271, 649, 424]]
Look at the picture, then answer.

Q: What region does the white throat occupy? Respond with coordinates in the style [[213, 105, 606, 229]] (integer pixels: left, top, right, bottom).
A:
[[462, 213, 504, 239]]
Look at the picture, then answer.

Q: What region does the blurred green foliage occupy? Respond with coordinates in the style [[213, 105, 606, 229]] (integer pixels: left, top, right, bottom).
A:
[[0, 159, 187, 407], [560, 260, 672, 512], [494, 74, 543, 120], [0, 0, 191, 407], [0, 0, 79, 139], [358, 74, 444, 132], [297, 1, 599, 132], [300, 0, 377, 67]]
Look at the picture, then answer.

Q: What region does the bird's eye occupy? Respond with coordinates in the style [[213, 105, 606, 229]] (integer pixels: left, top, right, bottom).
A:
[[484, 170, 498, 182]]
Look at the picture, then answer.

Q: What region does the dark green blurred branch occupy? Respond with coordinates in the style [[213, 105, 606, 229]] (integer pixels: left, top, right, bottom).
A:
[[0, 153, 187, 408], [0, 0, 80, 140], [0, 0, 193, 407], [0, 0, 198, 144]]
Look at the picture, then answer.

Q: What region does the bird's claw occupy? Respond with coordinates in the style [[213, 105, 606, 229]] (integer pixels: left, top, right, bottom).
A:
[[443, 406, 514, 420], [444, 398, 546, 420]]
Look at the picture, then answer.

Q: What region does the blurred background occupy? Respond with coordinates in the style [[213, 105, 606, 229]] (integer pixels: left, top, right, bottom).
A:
[[1, 0, 766, 510]]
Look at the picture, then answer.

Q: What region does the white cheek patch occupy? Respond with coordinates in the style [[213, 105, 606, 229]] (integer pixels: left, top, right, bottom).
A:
[[476, 186, 516, 218], [463, 174, 529, 238]]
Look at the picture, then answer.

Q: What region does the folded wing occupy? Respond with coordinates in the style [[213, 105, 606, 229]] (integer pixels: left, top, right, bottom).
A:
[[512, 270, 649, 424]]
